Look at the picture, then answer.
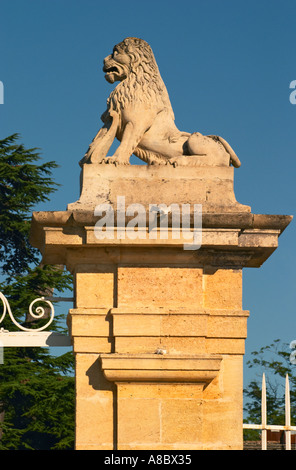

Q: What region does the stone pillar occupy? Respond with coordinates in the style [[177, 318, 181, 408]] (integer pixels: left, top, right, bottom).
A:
[[30, 164, 292, 450]]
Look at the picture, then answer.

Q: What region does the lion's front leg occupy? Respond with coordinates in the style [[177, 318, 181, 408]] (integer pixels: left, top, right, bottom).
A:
[[102, 121, 144, 166], [79, 112, 119, 167]]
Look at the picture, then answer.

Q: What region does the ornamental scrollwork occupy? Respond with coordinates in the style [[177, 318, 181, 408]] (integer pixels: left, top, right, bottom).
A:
[[0, 291, 54, 332]]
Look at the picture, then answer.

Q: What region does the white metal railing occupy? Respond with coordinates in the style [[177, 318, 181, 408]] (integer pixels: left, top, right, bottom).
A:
[[0, 291, 71, 348], [0, 291, 55, 332], [243, 373, 296, 450]]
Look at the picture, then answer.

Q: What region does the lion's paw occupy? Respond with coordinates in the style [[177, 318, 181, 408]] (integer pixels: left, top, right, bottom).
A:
[[166, 159, 178, 168], [101, 157, 117, 166], [100, 156, 130, 166]]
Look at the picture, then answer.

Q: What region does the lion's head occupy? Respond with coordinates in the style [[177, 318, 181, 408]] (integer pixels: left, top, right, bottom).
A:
[[103, 37, 173, 118], [103, 37, 158, 84]]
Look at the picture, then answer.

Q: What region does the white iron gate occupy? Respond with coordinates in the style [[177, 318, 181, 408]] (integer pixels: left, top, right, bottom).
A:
[[243, 373, 296, 450], [0, 291, 71, 351]]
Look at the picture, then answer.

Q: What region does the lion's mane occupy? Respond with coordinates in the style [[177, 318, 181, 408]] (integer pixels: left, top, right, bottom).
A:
[[107, 37, 174, 122]]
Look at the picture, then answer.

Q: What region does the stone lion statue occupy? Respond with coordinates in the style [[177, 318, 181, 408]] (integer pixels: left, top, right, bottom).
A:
[[80, 37, 241, 168]]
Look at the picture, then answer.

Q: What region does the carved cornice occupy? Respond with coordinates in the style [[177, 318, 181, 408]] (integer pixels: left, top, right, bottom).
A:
[[100, 354, 222, 386], [29, 206, 292, 270]]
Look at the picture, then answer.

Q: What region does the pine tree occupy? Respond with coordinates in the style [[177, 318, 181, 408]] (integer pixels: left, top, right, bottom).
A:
[[0, 134, 75, 450]]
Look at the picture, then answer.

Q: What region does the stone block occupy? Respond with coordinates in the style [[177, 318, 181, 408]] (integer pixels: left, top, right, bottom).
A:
[[117, 382, 204, 449], [75, 354, 115, 450], [117, 267, 203, 307], [203, 268, 242, 309], [67, 164, 250, 214], [75, 269, 115, 308]]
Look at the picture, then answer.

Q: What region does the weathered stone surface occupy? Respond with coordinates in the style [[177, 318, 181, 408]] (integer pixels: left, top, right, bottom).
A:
[[80, 37, 241, 169], [68, 164, 249, 213], [30, 208, 291, 269], [116, 382, 205, 450], [29, 133, 292, 450], [75, 354, 115, 450], [117, 266, 203, 307], [100, 354, 222, 384]]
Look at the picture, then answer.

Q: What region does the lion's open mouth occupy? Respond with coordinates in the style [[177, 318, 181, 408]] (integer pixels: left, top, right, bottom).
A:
[[104, 66, 120, 74]]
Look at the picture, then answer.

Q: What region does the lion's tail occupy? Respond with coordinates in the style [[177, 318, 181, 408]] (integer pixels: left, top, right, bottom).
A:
[[208, 135, 241, 168], [213, 135, 241, 168]]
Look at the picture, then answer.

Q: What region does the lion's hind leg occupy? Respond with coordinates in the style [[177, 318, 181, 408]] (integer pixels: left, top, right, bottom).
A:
[[166, 155, 210, 167], [133, 147, 167, 165], [183, 132, 235, 167]]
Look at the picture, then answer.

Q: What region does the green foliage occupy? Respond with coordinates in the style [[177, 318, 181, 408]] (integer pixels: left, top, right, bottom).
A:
[[243, 339, 296, 441], [0, 134, 59, 280], [0, 349, 74, 450], [0, 134, 74, 450]]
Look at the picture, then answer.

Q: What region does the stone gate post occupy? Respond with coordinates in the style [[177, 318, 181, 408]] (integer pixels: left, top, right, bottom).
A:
[[30, 164, 292, 450]]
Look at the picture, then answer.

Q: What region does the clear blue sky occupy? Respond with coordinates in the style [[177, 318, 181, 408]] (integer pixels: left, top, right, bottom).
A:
[[1, 0, 295, 388]]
